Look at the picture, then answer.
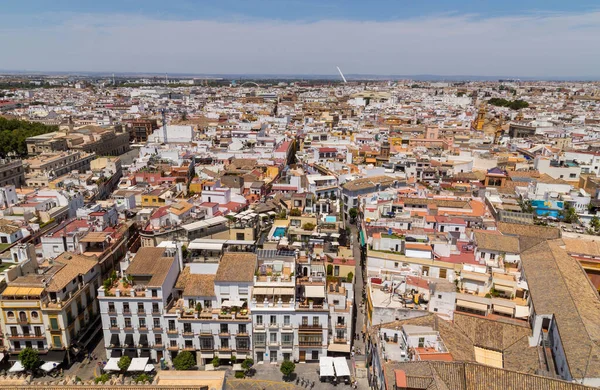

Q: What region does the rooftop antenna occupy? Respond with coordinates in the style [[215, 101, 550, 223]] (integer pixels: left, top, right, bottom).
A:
[[337, 66, 347, 83]]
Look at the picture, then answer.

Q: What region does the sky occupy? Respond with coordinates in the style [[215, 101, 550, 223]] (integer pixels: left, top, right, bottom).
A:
[[2, 0, 600, 77]]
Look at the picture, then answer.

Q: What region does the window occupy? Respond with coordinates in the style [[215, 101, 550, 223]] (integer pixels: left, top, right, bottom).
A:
[[31, 311, 39, 320], [284, 315, 290, 326], [394, 262, 399, 268], [123, 303, 130, 313], [10, 327, 17, 336], [139, 318, 146, 328], [282, 334, 293, 346], [221, 338, 229, 349], [151, 290, 158, 297], [301, 316, 308, 326], [312, 351, 319, 360], [439, 269, 447, 279], [184, 323, 192, 333], [7, 311, 14, 319], [138, 303, 144, 313], [256, 315, 263, 325], [108, 303, 115, 313], [168, 320, 176, 331], [200, 337, 213, 350], [170, 340, 177, 348], [239, 324, 247, 334], [237, 338, 249, 350], [570, 173, 577, 179], [220, 324, 228, 334], [270, 333, 277, 344], [204, 300, 212, 309], [34, 326, 42, 337], [50, 318, 59, 330], [334, 266, 339, 276], [333, 300, 340, 305], [153, 318, 161, 329], [254, 333, 266, 346], [270, 315, 276, 325], [152, 303, 159, 313], [490, 253, 496, 260], [53, 336, 62, 348], [185, 340, 193, 349], [37, 341, 44, 349], [124, 318, 132, 328], [236, 233, 245, 240], [418, 337, 425, 348], [313, 317, 320, 327], [110, 317, 117, 328], [438, 294, 442, 299], [155, 335, 162, 346]]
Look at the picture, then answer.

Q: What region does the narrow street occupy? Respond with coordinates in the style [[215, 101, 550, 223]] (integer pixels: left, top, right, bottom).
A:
[[349, 222, 366, 350]]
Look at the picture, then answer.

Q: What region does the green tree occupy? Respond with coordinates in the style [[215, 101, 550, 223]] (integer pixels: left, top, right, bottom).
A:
[[348, 208, 358, 220], [173, 351, 196, 370], [0, 117, 58, 157], [18, 348, 40, 372], [302, 222, 316, 231], [118, 356, 131, 372], [347, 271, 354, 282], [134, 373, 151, 383], [241, 358, 254, 372], [280, 360, 296, 379], [211, 355, 220, 368], [591, 216, 600, 232], [327, 264, 333, 276], [95, 373, 111, 384], [290, 208, 301, 216], [560, 205, 579, 224]]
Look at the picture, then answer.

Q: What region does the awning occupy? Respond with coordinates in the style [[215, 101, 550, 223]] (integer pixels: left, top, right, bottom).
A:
[[124, 349, 137, 358], [127, 357, 149, 372], [144, 364, 155, 372], [292, 241, 303, 247], [493, 304, 514, 315], [331, 241, 340, 246], [456, 299, 488, 312], [110, 334, 120, 347], [328, 343, 351, 353], [333, 357, 351, 377], [330, 233, 341, 238], [274, 287, 295, 295], [0, 353, 5, 361], [311, 264, 325, 274], [267, 211, 276, 216], [125, 334, 134, 347], [493, 284, 513, 293], [305, 285, 325, 298], [104, 358, 120, 372], [44, 350, 67, 362], [312, 232, 321, 237], [139, 334, 148, 347], [9, 361, 24, 373], [253, 287, 272, 295], [222, 300, 243, 307], [40, 361, 60, 372], [188, 242, 224, 251], [111, 349, 123, 358], [319, 356, 335, 377]]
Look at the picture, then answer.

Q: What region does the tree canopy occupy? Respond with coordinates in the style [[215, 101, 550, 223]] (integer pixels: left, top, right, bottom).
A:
[[18, 348, 41, 371], [280, 360, 295, 378], [173, 351, 196, 370], [488, 98, 529, 110], [118, 356, 131, 371], [0, 117, 58, 157]]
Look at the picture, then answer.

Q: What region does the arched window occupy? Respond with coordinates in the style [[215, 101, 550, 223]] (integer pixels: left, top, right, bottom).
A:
[[19, 312, 27, 322], [31, 311, 39, 319], [6, 311, 14, 319]]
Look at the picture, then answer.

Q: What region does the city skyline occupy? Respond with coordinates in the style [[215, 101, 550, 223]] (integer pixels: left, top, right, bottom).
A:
[[2, 2, 600, 77]]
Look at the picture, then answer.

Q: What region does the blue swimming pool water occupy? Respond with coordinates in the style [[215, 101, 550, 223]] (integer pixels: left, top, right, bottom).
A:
[[530, 199, 563, 218], [273, 227, 287, 238], [325, 216, 337, 223]]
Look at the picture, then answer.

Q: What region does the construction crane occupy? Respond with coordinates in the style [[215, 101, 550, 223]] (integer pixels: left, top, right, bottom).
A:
[[336, 66, 347, 83]]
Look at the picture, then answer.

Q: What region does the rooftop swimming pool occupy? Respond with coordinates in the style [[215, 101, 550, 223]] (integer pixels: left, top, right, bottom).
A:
[[273, 227, 287, 238]]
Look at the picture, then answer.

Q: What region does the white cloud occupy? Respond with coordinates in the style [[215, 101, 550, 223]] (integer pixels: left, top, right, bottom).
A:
[[1, 11, 600, 76]]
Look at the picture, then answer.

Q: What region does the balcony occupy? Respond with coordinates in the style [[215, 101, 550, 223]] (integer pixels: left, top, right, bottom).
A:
[[110, 325, 119, 330], [153, 326, 162, 332], [336, 323, 346, 329], [8, 334, 46, 340], [219, 331, 230, 337], [167, 328, 178, 335], [139, 325, 148, 331], [200, 345, 214, 351], [137, 309, 145, 315], [334, 338, 347, 344], [299, 324, 322, 330], [152, 343, 164, 349], [183, 345, 195, 351], [254, 324, 265, 330], [183, 331, 194, 337], [269, 323, 279, 329], [123, 309, 131, 315], [299, 341, 322, 347], [107, 309, 117, 315]]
